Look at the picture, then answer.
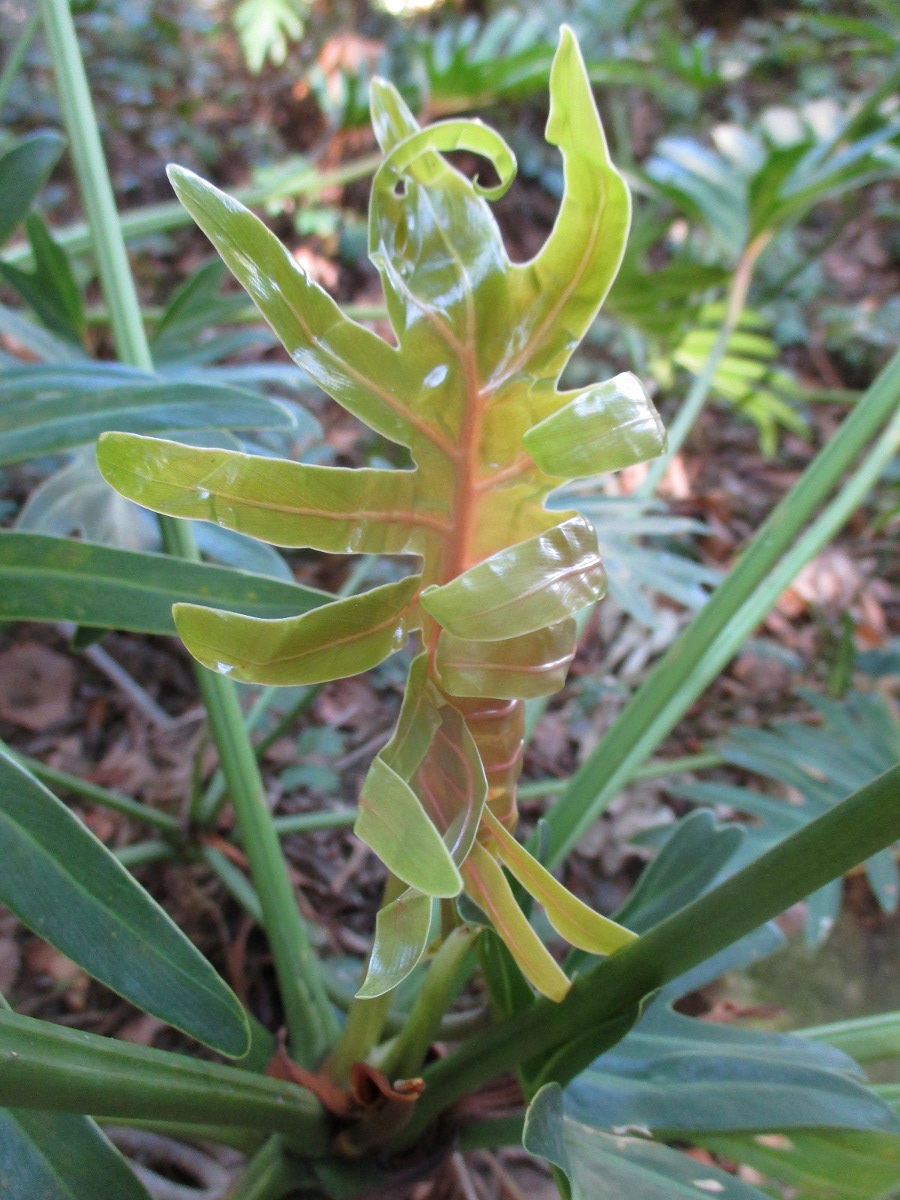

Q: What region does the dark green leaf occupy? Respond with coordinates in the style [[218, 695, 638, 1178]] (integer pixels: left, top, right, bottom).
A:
[[0, 132, 66, 248], [0, 532, 329, 632], [0, 752, 249, 1057]]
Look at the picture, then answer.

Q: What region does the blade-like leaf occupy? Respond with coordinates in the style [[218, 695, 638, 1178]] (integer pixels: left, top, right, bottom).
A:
[[356, 888, 434, 999], [174, 574, 420, 684], [0, 214, 85, 343], [482, 809, 635, 956], [0, 752, 249, 1057], [524, 1083, 771, 1200], [168, 164, 416, 448], [98, 432, 439, 554], [0, 378, 292, 465], [0, 132, 66, 248], [524, 373, 666, 479], [505, 27, 631, 384], [436, 620, 577, 699], [462, 842, 570, 1002], [355, 758, 463, 898], [421, 516, 606, 641], [0, 1007, 325, 1143], [0, 532, 329, 632], [0, 1109, 151, 1200]]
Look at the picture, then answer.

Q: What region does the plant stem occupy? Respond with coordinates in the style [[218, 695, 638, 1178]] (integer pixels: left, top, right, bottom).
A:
[[639, 230, 772, 497], [800, 1010, 900, 1061], [113, 839, 175, 868], [0, 10, 40, 114], [324, 874, 405, 1085], [516, 750, 725, 800], [39, 0, 336, 1063], [1, 153, 383, 268], [8, 751, 182, 836], [272, 810, 356, 836], [226, 1136, 308, 1200], [544, 345, 900, 867], [397, 761, 900, 1144], [379, 926, 479, 1082]]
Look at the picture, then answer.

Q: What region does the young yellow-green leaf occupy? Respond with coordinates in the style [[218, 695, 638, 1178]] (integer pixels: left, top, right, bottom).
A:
[[421, 516, 606, 641], [355, 758, 463, 898], [462, 841, 570, 1003], [502, 25, 631, 385], [482, 809, 636, 955], [168, 165, 416, 448], [356, 887, 434, 999], [524, 373, 666, 480], [173, 574, 420, 685], [418, 705, 488, 867], [436, 619, 577, 699], [374, 119, 517, 204], [379, 652, 443, 781], [98, 432, 440, 555]]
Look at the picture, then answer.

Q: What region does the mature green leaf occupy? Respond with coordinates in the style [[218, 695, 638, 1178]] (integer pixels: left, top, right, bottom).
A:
[[357, 888, 434, 999], [0, 532, 328, 632], [0, 1007, 325, 1144], [0, 374, 292, 465], [0, 214, 85, 343], [174, 574, 420, 684], [568, 1002, 898, 1138], [0, 752, 249, 1057], [0, 132, 66, 248], [421, 517, 606, 641], [614, 811, 746, 934], [524, 373, 665, 480], [701, 1129, 900, 1200], [524, 1083, 771, 1200], [98, 432, 438, 555], [356, 758, 463, 898], [673, 690, 900, 944], [0, 1110, 151, 1200], [436, 620, 577, 699]]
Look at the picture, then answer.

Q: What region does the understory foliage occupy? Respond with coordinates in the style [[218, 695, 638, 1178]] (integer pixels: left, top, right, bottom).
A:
[[99, 30, 665, 1001]]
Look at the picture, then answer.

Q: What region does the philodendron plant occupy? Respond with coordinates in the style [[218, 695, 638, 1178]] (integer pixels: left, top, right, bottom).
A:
[[99, 28, 663, 1002], [11, 9, 900, 1198]]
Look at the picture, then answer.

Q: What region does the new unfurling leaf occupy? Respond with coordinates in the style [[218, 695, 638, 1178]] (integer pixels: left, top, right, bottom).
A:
[[98, 27, 665, 1000]]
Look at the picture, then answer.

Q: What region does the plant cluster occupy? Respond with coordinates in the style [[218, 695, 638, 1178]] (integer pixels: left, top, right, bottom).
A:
[[0, 4, 899, 1199]]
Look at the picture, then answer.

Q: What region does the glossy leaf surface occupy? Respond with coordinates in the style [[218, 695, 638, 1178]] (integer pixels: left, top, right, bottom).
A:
[[98, 432, 439, 555], [0, 532, 328, 632], [101, 27, 664, 994], [0, 751, 249, 1057], [482, 809, 635, 955], [356, 758, 463, 897], [357, 888, 434, 999], [0, 1110, 151, 1200], [436, 620, 577, 699], [420, 516, 607, 641], [173, 574, 420, 685], [524, 373, 665, 479]]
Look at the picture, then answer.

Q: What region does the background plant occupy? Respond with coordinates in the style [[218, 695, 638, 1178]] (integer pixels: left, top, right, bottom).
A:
[[0, 3, 898, 1199]]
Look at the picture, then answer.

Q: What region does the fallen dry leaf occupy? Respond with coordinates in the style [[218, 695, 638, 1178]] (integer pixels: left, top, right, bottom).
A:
[[0, 643, 76, 732]]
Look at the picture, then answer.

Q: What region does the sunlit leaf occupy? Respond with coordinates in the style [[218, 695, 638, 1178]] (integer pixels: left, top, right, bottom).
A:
[[173, 574, 420, 685], [462, 841, 570, 1002], [421, 516, 606, 641], [356, 888, 434, 999], [524, 373, 665, 480], [356, 758, 463, 898], [98, 432, 438, 555], [436, 620, 577, 699], [482, 809, 635, 956]]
